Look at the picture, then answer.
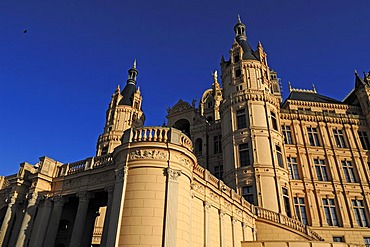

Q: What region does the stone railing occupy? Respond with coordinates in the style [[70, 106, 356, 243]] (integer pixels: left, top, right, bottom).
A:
[[127, 127, 193, 152], [254, 206, 324, 241], [58, 154, 114, 176]]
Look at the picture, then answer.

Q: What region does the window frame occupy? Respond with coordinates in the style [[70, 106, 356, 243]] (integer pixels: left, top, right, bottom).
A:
[[287, 157, 300, 180], [307, 127, 321, 146], [282, 125, 294, 144], [322, 198, 339, 226], [236, 109, 247, 129], [333, 129, 347, 148], [314, 159, 329, 181], [294, 197, 308, 225], [239, 143, 251, 167]]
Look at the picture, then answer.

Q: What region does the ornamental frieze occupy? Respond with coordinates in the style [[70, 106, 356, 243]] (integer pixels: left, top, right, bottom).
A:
[[63, 177, 88, 190], [191, 181, 205, 194], [89, 171, 115, 184], [129, 149, 168, 160]]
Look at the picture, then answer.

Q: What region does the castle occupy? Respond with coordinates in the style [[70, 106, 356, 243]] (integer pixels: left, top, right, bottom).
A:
[[1, 17, 370, 247]]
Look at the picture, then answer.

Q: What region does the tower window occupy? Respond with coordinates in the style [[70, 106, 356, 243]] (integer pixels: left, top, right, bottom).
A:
[[294, 197, 308, 225], [236, 109, 247, 129], [314, 159, 329, 181], [358, 131, 370, 150], [352, 199, 368, 227], [239, 143, 251, 167], [214, 164, 223, 180], [287, 157, 300, 180], [213, 135, 222, 154], [322, 198, 339, 226], [307, 127, 321, 146], [333, 129, 347, 148], [276, 145, 284, 168], [242, 185, 254, 204], [282, 188, 291, 217], [235, 69, 241, 77], [282, 125, 293, 144], [195, 138, 202, 155], [342, 160, 357, 183], [271, 112, 278, 130]]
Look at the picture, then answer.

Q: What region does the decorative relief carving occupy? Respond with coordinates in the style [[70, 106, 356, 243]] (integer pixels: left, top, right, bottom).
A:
[[204, 201, 212, 212], [175, 155, 191, 168], [89, 171, 115, 184], [63, 177, 88, 190], [191, 182, 205, 194], [129, 150, 168, 160], [166, 168, 181, 182]]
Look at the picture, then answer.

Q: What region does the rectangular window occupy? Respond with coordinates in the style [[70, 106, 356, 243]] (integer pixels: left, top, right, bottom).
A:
[[282, 125, 293, 144], [365, 237, 370, 247], [239, 143, 251, 167], [271, 112, 278, 130], [342, 160, 357, 183], [333, 129, 347, 148], [287, 157, 300, 180], [213, 135, 222, 154], [235, 69, 241, 77], [276, 145, 284, 168], [359, 131, 370, 150], [322, 198, 339, 226], [282, 188, 291, 217], [307, 127, 320, 146], [236, 109, 247, 129], [333, 236, 344, 242], [294, 197, 308, 225], [314, 159, 329, 181], [352, 199, 368, 227], [242, 185, 254, 204], [214, 165, 223, 180]]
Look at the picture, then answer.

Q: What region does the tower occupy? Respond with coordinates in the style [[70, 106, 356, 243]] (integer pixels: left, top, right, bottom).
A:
[[96, 61, 145, 155], [220, 17, 290, 215]]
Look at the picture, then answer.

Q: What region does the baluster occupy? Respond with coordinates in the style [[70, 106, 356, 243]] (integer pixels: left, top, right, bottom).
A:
[[148, 128, 153, 141]]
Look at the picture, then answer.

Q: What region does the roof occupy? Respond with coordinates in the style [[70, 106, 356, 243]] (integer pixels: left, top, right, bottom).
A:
[[285, 91, 343, 104], [119, 83, 136, 106], [235, 38, 259, 61]]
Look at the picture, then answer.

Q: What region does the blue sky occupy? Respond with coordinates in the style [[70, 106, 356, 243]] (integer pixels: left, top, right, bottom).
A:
[[1, 0, 370, 175]]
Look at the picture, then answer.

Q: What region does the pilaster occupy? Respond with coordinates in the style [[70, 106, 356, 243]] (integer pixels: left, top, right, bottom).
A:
[[163, 167, 181, 247]]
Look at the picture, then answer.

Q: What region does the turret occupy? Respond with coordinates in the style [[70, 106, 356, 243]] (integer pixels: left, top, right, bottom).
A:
[[96, 61, 145, 156], [220, 17, 290, 216]]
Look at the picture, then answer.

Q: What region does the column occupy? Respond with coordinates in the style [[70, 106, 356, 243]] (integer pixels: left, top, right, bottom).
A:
[[100, 186, 114, 247], [219, 209, 225, 247], [43, 195, 68, 246], [0, 194, 18, 247], [15, 192, 38, 246], [163, 168, 181, 247], [231, 217, 237, 247], [242, 222, 247, 241], [69, 191, 94, 247], [106, 167, 128, 247], [204, 202, 211, 247], [29, 197, 53, 247]]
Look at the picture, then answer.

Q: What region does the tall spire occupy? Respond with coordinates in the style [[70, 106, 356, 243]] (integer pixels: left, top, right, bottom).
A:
[[127, 59, 138, 85]]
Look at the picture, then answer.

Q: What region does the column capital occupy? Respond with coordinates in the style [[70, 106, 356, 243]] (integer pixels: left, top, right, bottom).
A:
[[166, 167, 181, 182], [76, 191, 94, 202], [115, 166, 128, 182], [105, 185, 115, 195], [52, 195, 68, 205], [204, 201, 212, 212]]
